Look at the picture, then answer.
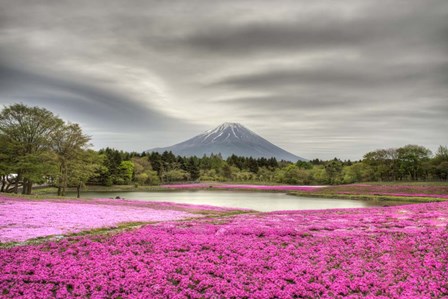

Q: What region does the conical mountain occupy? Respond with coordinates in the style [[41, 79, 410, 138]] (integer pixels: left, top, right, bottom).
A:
[[148, 123, 305, 162]]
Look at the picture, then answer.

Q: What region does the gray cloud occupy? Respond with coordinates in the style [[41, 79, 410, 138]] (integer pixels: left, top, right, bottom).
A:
[[0, 0, 447, 159], [209, 62, 445, 92], [179, 0, 448, 56], [0, 64, 199, 150]]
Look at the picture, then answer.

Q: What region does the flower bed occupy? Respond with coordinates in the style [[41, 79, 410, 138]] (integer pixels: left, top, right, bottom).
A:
[[1, 202, 447, 298], [0, 197, 243, 243]]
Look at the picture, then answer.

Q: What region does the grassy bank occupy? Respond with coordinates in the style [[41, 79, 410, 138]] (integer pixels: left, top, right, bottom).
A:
[[357, 181, 448, 186], [288, 191, 446, 203], [288, 181, 448, 202]]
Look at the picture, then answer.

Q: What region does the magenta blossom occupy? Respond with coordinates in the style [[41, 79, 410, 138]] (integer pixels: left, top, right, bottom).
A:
[[1, 201, 448, 298], [0, 197, 205, 243]]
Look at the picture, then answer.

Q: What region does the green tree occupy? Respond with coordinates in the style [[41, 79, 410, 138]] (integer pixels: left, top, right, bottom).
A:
[[164, 169, 190, 182], [96, 148, 126, 185], [246, 157, 259, 173], [257, 167, 275, 182], [0, 134, 15, 192], [52, 123, 91, 196], [118, 161, 134, 184], [0, 104, 63, 194], [432, 146, 448, 180], [362, 148, 401, 181], [186, 157, 201, 181], [324, 159, 343, 184], [342, 162, 369, 183], [209, 154, 225, 173], [397, 145, 432, 180], [296, 160, 312, 170], [17, 152, 58, 194], [132, 156, 158, 185], [67, 150, 103, 198], [200, 169, 220, 181], [308, 165, 328, 184], [222, 164, 233, 180], [148, 152, 163, 177]]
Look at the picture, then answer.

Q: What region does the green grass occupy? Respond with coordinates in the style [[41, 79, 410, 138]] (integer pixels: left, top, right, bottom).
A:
[[289, 191, 446, 203], [358, 181, 448, 186]]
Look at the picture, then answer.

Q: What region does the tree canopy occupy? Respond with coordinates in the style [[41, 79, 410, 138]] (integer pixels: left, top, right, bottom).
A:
[[0, 104, 98, 195]]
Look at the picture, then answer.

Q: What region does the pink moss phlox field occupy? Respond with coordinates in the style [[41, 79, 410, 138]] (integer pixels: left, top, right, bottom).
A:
[[0, 197, 208, 243], [162, 183, 325, 191], [2, 202, 448, 298]]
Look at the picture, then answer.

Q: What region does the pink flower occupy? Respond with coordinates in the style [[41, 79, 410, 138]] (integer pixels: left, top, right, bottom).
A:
[[1, 200, 448, 298]]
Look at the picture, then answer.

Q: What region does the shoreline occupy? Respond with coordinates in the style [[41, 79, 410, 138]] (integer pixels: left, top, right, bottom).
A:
[[4, 181, 448, 203]]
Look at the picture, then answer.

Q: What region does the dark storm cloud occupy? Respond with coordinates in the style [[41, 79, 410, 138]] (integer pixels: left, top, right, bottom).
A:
[[0, 0, 446, 158]]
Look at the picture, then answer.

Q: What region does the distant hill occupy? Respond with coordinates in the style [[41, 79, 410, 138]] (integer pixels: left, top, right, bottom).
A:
[[147, 122, 305, 162]]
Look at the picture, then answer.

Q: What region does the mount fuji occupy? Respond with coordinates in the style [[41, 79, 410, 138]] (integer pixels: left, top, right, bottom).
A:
[[147, 123, 305, 161]]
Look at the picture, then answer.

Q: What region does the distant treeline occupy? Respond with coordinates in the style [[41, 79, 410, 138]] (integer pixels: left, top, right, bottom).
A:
[[90, 144, 448, 187], [1, 104, 447, 196]]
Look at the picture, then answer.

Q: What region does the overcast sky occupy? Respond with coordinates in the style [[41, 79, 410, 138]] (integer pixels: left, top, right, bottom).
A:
[[0, 0, 447, 160]]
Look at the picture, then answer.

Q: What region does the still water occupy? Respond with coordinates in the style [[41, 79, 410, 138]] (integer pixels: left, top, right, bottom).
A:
[[70, 191, 411, 212]]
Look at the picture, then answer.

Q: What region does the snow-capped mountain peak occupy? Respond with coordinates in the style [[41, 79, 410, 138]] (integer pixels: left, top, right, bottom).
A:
[[147, 123, 305, 161], [200, 123, 255, 143]]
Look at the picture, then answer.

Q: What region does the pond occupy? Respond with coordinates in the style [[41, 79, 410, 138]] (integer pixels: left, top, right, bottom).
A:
[[70, 191, 412, 212]]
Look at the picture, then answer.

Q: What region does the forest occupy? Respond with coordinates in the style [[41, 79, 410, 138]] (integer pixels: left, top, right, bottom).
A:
[[1, 104, 447, 195]]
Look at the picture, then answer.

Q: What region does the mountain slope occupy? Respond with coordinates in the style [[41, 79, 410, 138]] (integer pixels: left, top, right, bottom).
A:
[[148, 123, 305, 161]]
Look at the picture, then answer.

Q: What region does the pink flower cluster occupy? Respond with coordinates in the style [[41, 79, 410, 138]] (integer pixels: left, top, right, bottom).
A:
[[1, 201, 448, 298], [0, 197, 217, 243], [162, 183, 325, 192]]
